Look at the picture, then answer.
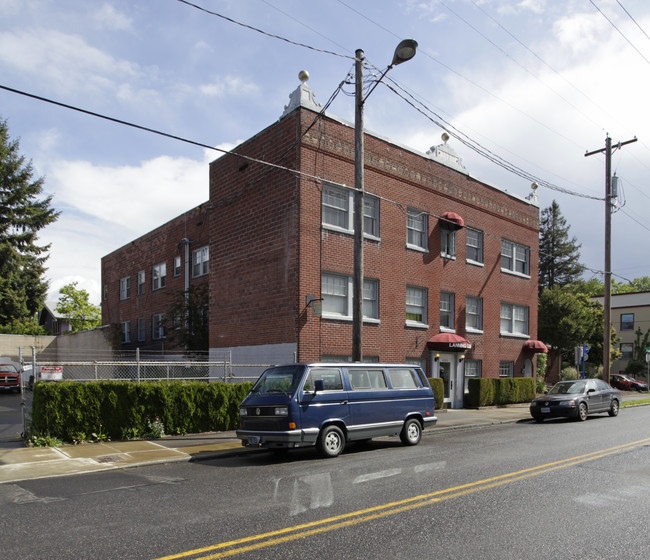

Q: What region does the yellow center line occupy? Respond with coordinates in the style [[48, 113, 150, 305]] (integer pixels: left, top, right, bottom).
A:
[[153, 437, 650, 560]]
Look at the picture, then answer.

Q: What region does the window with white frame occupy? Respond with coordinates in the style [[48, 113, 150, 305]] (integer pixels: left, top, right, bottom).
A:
[[174, 256, 181, 277], [152, 263, 166, 290], [322, 184, 379, 237], [406, 286, 427, 325], [501, 240, 530, 276], [321, 273, 379, 320], [121, 321, 130, 343], [137, 317, 145, 342], [464, 359, 482, 392], [499, 361, 514, 377], [440, 291, 455, 330], [500, 303, 529, 336], [466, 296, 483, 332], [152, 313, 166, 340], [119, 277, 130, 300], [407, 208, 428, 250], [466, 228, 483, 264], [192, 246, 209, 277], [137, 270, 145, 296], [441, 227, 456, 259]]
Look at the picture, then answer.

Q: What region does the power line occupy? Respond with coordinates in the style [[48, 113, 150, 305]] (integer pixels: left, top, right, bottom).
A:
[[175, 0, 353, 61], [615, 0, 650, 42], [589, 0, 650, 66]]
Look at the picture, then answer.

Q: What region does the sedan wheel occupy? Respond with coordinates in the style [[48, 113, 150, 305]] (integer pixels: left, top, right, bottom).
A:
[[577, 402, 588, 421], [608, 399, 620, 417]]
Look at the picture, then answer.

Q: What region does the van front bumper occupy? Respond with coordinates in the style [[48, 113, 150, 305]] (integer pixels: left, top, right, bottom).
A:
[[236, 429, 308, 449]]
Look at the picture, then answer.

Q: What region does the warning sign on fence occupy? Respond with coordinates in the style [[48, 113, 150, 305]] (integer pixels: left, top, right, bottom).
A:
[[40, 366, 63, 381]]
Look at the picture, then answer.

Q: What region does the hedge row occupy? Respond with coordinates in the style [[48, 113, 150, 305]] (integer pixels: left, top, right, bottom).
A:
[[428, 377, 444, 411], [30, 380, 253, 442], [466, 377, 535, 408]]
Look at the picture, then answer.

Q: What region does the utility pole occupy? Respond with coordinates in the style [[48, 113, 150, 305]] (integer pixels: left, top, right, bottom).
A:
[[585, 135, 637, 384], [352, 48, 364, 363]]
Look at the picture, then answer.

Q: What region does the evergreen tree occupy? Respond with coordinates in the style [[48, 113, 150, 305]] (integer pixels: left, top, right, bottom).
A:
[[0, 119, 59, 326], [538, 200, 584, 294]]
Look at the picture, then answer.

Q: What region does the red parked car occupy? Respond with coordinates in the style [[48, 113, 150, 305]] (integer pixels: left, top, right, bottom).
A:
[[610, 373, 648, 392], [0, 364, 21, 393]]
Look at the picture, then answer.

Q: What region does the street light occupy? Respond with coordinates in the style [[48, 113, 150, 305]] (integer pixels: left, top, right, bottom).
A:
[[352, 39, 418, 362]]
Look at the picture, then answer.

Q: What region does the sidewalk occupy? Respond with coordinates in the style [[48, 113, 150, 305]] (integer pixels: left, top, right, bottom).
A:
[[0, 396, 645, 484]]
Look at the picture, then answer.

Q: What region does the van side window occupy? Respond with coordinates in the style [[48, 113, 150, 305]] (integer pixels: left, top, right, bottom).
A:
[[388, 368, 420, 389], [350, 369, 387, 390], [305, 368, 343, 391]]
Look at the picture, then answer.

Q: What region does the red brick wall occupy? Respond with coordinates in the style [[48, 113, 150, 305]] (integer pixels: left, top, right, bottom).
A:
[[101, 203, 210, 353]]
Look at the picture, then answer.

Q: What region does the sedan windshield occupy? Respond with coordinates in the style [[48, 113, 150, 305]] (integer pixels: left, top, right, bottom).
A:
[[250, 365, 304, 395], [549, 381, 586, 395]]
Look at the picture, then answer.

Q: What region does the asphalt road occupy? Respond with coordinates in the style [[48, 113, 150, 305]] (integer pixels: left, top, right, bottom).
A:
[[1, 405, 649, 559]]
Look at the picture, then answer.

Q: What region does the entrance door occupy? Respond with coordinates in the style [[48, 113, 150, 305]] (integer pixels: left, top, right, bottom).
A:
[[433, 353, 463, 409]]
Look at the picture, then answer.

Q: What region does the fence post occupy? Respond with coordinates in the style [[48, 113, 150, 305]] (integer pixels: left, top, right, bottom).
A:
[[136, 347, 141, 383], [94, 362, 98, 380]]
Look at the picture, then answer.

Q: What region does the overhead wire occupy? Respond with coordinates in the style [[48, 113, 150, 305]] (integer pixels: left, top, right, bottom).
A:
[[615, 0, 650, 42]]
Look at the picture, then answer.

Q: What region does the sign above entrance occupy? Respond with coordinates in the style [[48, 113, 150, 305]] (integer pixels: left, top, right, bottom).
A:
[[427, 332, 472, 351]]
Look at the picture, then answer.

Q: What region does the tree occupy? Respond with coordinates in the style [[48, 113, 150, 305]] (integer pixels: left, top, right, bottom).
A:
[[538, 201, 584, 294], [624, 327, 650, 377], [538, 285, 614, 377], [166, 285, 209, 354], [56, 282, 101, 332], [0, 119, 59, 327]]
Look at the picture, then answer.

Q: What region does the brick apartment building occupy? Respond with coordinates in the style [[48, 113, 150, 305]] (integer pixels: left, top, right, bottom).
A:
[[102, 77, 544, 407]]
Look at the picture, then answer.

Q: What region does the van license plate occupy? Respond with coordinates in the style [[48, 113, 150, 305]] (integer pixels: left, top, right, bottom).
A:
[[248, 436, 260, 445]]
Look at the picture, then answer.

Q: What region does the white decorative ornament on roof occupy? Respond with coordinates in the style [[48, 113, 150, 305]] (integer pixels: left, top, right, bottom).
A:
[[281, 70, 323, 118], [426, 132, 466, 172]]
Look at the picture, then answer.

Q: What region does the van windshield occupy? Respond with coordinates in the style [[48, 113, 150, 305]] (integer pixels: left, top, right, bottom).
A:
[[250, 365, 304, 395]]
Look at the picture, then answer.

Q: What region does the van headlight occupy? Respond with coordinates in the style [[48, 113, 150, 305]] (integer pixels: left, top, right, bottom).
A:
[[239, 408, 247, 416], [274, 407, 288, 416]]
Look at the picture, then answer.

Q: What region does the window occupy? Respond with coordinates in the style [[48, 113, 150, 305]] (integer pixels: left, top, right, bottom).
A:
[[500, 303, 529, 336], [103, 284, 107, 301], [137, 270, 145, 296], [440, 292, 455, 330], [321, 273, 379, 320], [304, 368, 344, 391], [441, 227, 456, 259], [620, 313, 634, 330], [466, 296, 483, 332], [466, 228, 483, 264], [499, 361, 514, 378], [193, 246, 209, 277], [152, 313, 166, 340], [121, 321, 130, 343], [620, 343, 634, 360], [152, 263, 166, 290], [388, 368, 419, 389], [322, 184, 379, 237], [406, 286, 427, 326], [349, 369, 388, 390], [174, 256, 181, 277], [407, 208, 428, 250], [119, 277, 130, 300], [137, 318, 145, 342], [501, 240, 530, 276], [464, 360, 482, 393]]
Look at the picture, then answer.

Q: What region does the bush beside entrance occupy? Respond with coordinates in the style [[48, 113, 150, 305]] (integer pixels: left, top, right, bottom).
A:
[[466, 377, 535, 408]]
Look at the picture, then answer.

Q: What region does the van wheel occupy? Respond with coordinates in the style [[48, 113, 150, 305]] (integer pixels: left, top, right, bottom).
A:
[[400, 418, 422, 446], [317, 426, 345, 458]]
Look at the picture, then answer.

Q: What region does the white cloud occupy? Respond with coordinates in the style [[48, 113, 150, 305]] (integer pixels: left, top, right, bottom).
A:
[[199, 76, 260, 98], [93, 3, 132, 31]]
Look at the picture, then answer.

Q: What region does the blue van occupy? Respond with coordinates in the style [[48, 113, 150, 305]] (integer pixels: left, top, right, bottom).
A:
[[236, 363, 437, 457]]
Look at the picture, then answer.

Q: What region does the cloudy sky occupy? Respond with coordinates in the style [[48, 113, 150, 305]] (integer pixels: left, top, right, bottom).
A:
[[1, 0, 649, 305]]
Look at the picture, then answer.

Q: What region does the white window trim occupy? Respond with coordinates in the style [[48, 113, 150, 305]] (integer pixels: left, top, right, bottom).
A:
[[406, 208, 428, 252], [137, 270, 145, 296], [500, 302, 529, 337], [119, 277, 130, 300], [440, 291, 455, 331], [121, 321, 130, 344], [321, 273, 380, 323], [441, 228, 457, 260], [152, 263, 166, 291], [321, 184, 380, 241], [192, 246, 209, 278], [406, 286, 428, 329], [466, 296, 483, 334], [152, 313, 166, 340], [173, 256, 181, 277], [501, 239, 531, 278], [466, 228, 484, 266]]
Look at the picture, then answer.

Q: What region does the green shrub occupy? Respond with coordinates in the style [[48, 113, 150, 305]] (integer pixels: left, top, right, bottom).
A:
[[427, 377, 444, 411], [560, 367, 578, 381], [466, 378, 535, 407], [30, 380, 253, 443]]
